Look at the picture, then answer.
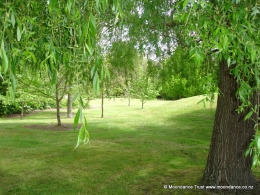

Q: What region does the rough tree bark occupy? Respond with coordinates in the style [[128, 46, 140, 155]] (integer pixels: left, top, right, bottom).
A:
[[201, 60, 260, 194]]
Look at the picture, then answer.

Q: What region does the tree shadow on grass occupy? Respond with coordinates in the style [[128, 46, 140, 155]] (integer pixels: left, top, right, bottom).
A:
[[0, 121, 81, 131], [0, 168, 82, 195], [0, 106, 216, 195], [2, 109, 76, 120], [0, 169, 23, 195], [24, 123, 81, 131], [126, 108, 216, 195]]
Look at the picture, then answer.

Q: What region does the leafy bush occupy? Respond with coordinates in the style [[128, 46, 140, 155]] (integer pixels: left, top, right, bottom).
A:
[[0, 100, 55, 117], [158, 47, 207, 100], [0, 101, 20, 116]]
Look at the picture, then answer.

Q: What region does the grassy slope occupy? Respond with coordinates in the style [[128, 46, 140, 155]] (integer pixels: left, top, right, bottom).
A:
[[0, 96, 258, 195]]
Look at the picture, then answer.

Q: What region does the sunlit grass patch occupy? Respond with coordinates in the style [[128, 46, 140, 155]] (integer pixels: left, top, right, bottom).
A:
[[0, 96, 217, 194]]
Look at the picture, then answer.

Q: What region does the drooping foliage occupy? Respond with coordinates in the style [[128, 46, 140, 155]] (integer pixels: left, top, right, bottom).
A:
[[0, 0, 122, 146], [108, 41, 139, 103], [175, 0, 260, 166], [176, 0, 260, 113]]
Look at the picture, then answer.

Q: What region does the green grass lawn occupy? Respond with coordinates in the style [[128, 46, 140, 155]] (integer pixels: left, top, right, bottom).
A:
[[0, 96, 258, 195]]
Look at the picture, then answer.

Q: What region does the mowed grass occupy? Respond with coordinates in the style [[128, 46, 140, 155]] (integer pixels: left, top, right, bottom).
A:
[[0, 96, 251, 195]]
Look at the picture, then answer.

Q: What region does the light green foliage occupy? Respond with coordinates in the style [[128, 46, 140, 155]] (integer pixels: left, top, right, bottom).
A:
[[245, 134, 260, 170], [74, 96, 90, 148], [75, 116, 89, 149], [177, 0, 260, 112], [132, 64, 158, 109], [159, 47, 210, 100]]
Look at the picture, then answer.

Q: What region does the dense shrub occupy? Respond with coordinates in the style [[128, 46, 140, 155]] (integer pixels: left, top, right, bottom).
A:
[[0, 100, 55, 117], [158, 47, 210, 100], [0, 101, 21, 116]]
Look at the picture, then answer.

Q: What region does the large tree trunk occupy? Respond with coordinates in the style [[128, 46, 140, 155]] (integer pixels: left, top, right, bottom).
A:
[[67, 93, 72, 118], [201, 60, 260, 194], [56, 84, 62, 126]]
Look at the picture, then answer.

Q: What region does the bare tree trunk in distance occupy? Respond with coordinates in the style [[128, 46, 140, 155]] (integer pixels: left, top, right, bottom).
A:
[[127, 80, 131, 106], [201, 60, 260, 194], [128, 96, 131, 107], [56, 84, 62, 126], [67, 93, 72, 118]]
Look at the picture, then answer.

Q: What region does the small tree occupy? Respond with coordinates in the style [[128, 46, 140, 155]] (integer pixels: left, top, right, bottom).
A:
[[99, 58, 110, 118], [108, 41, 139, 106], [132, 65, 158, 109]]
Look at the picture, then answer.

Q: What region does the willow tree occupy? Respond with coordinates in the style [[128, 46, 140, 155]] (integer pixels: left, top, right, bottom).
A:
[[180, 1, 260, 194], [0, 0, 121, 144], [115, 0, 260, 194], [108, 41, 139, 106]]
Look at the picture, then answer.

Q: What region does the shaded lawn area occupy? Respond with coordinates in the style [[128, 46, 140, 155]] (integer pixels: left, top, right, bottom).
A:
[[1, 97, 259, 195]]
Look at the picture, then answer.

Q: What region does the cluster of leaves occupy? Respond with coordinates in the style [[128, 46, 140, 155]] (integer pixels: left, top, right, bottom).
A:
[[176, 0, 260, 113], [159, 47, 212, 100]]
